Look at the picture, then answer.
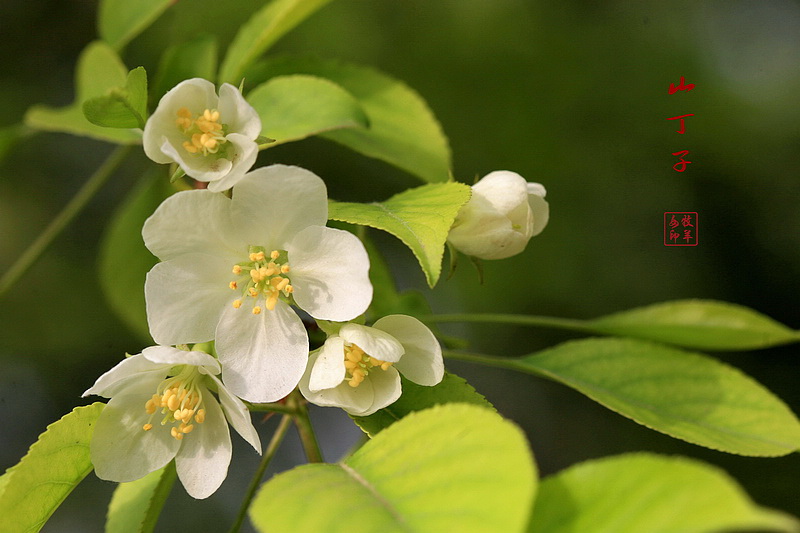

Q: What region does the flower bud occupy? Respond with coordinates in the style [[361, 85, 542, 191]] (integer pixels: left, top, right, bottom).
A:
[[448, 171, 549, 260]]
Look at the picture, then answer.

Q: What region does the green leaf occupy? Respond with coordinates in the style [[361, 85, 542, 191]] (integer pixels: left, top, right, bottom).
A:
[[328, 182, 472, 287], [528, 453, 800, 533], [251, 404, 536, 533], [218, 0, 334, 85], [0, 403, 105, 533], [24, 41, 142, 144], [99, 171, 173, 341], [589, 299, 799, 351], [153, 35, 218, 99], [247, 74, 368, 145], [505, 337, 800, 456], [106, 462, 176, 533], [351, 373, 494, 437], [248, 56, 452, 183], [99, 0, 173, 50], [83, 67, 148, 129]]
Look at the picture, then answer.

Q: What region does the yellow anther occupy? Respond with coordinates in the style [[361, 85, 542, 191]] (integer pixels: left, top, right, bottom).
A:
[[171, 427, 184, 440], [270, 250, 280, 259], [249, 252, 259, 261], [181, 424, 194, 434], [252, 306, 262, 315], [285, 285, 294, 294], [233, 299, 242, 309], [259, 266, 270, 278], [143, 423, 153, 431], [229, 281, 238, 290], [381, 362, 393, 371], [255, 251, 266, 261], [280, 264, 291, 274], [248, 287, 258, 297], [195, 409, 206, 424], [167, 394, 180, 411], [266, 291, 279, 311], [232, 265, 242, 274], [271, 277, 290, 291], [174, 410, 183, 420], [145, 398, 157, 414], [183, 140, 199, 154], [250, 269, 261, 282]]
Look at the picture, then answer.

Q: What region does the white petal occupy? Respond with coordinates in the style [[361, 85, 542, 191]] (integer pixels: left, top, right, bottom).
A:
[[175, 391, 231, 499], [472, 171, 530, 215], [142, 346, 220, 374], [205, 133, 258, 193], [355, 365, 401, 416], [160, 137, 233, 182], [142, 190, 244, 262], [215, 300, 309, 403], [229, 165, 328, 248], [83, 353, 168, 398], [208, 374, 261, 453], [308, 337, 346, 392], [448, 191, 531, 260], [528, 189, 550, 237], [288, 226, 372, 321], [91, 378, 180, 483], [143, 79, 218, 165], [145, 254, 234, 346], [219, 83, 262, 140], [299, 351, 375, 414], [339, 323, 404, 363], [373, 315, 443, 386]]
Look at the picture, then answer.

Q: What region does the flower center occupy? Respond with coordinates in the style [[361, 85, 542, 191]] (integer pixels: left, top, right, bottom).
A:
[[175, 107, 228, 157], [142, 365, 207, 441], [343, 344, 393, 388], [229, 247, 294, 314]]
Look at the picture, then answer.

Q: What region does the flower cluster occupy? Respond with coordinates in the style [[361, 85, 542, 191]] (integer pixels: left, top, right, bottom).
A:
[[86, 78, 540, 499]]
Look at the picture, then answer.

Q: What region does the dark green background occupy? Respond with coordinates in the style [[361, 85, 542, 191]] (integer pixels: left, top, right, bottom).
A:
[[1, 1, 798, 531]]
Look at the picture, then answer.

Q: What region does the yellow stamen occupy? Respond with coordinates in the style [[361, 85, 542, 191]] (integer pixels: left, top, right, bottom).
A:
[[195, 409, 206, 424], [143, 423, 153, 431], [343, 344, 394, 388], [252, 306, 262, 315], [270, 250, 280, 260], [233, 299, 242, 309], [232, 265, 242, 274], [229, 281, 238, 290]]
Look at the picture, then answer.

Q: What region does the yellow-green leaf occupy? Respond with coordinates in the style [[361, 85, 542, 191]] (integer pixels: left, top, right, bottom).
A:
[[328, 182, 471, 287]]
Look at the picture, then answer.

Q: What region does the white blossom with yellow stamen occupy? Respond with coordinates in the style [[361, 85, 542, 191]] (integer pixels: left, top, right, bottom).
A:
[[299, 315, 444, 416], [82, 346, 261, 499], [447, 170, 549, 260], [143, 78, 261, 192], [143, 164, 373, 403]]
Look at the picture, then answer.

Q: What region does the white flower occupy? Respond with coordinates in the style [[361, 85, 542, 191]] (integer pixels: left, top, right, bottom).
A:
[[448, 170, 549, 260], [299, 315, 443, 416], [143, 164, 373, 403], [143, 78, 261, 192], [83, 346, 261, 499]]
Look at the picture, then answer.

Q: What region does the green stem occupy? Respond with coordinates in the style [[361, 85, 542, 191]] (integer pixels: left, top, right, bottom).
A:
[[421, 313, 595, 334], [245, 401, 297, 415], [288, 391, 323, 463], [228, 414, 293, 533], [0, 145, 132, 296]]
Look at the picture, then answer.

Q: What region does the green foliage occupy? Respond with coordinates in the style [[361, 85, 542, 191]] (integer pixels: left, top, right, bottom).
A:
[[83, 67, 148, 129], [528, 453, 800, 533], [99, 171, 173, 341], [218, 0, 334, 85], [24, 41, 142, 144], [106, 463, 176, 533], [250, 404, 536, 533], [328, 182, 471, 287], [0, 403, 105, 533], [589, 299, 799, 351], [247, 75, 368, 145], [351, 373, 494, 437], [98, 0, 173, 50], [248, 56, 453, 183], [512, 337, 800, 456], [153, 36, 219, 99]]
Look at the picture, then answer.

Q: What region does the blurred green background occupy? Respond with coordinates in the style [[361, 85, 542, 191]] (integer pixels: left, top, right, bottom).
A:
[[1, 1, 799, 531]]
